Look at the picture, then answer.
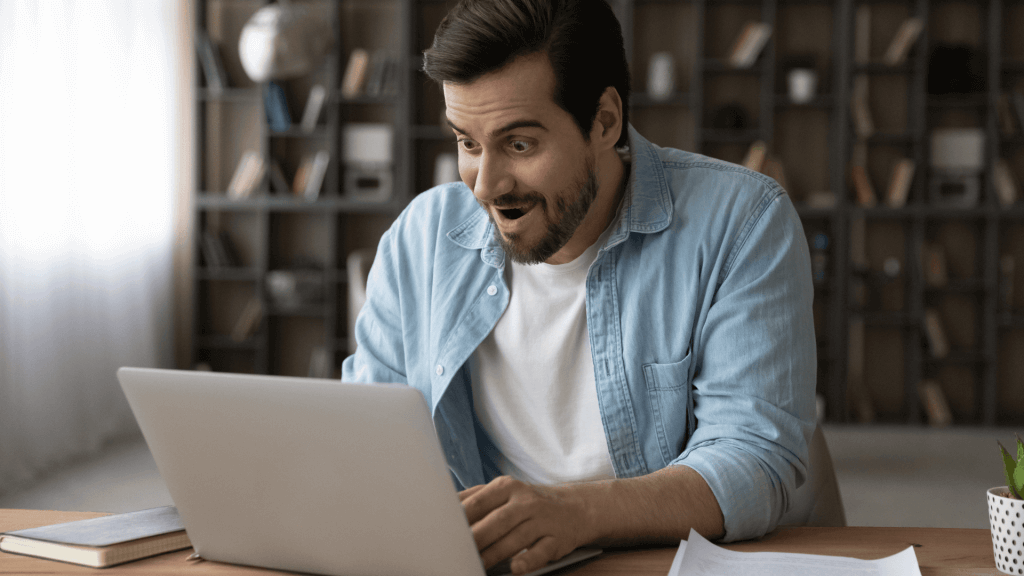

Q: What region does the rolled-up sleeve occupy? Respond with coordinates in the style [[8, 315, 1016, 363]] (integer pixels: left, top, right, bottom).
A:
[[673, 190, 817, 542]]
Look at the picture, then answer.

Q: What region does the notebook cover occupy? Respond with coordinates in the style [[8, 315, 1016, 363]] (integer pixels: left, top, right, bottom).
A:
[[2, 506, 183, 548]]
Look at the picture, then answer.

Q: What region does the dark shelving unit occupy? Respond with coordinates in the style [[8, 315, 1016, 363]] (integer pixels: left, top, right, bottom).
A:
[[191, 0, 1024, 425]]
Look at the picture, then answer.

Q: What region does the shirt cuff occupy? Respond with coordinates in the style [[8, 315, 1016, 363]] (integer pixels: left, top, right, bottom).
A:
[[672, 441, 786, 542]]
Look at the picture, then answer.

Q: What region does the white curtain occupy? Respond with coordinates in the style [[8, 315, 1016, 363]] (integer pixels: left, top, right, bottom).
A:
[[0, 1, 180, 496]]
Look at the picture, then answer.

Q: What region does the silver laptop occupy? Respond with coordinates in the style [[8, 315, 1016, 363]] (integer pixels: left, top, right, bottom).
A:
[[116, 367, 599, 576]]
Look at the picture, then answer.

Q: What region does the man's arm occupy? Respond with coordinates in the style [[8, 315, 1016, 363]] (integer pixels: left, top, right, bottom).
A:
[[341, 226, 408, 384], [462, 185, 815, 573], [461, 466, 722, 574]]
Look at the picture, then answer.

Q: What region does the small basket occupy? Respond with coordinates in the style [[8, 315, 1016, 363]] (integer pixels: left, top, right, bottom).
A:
[[989, 486, 1024, 575]]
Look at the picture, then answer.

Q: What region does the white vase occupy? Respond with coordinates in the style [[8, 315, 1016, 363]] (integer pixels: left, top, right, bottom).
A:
[[989, 486, 1024, 575]]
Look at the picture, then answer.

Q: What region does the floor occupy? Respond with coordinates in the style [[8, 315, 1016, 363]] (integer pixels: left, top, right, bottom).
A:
[[0, 425, 1015, 530]]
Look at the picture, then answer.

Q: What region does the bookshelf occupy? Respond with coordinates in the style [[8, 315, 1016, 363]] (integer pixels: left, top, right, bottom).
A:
[[191, 0, 1024, 426]]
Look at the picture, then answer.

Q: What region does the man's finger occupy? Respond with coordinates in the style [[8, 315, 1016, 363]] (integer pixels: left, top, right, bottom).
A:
[[458, 484, 486, 502], [510, 535, 562, 575], [471, 494, 531, 551], [479, 519, 540, 569], [462, 476, 516, 525]]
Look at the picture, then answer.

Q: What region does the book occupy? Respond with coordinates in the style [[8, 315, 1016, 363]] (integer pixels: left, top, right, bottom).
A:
[[884, 158, 915, 208], [304, 150, 330, 201], [226, 151, 265, 200], [882, 18, 924, 66], [728, 22, 772, 69], [195, 31, 228, 91], [918, 380, 953, 427], [217, 231, 240, 267], [265, 81, 292, 132], [299, 85, 328, 133], [994, 159, 1019, 207], [851, 76, 874, 138], [200, 230, 238, 268], [292, 158, 311, 197], [364, 50, 399, 97], [923, 308, 949, 359], [293, 151, 330, 201], [201, 230, 224, 268], [340, 48, 370, 98], [231, 295, 263, 342], [849, 164, 877, 207], [269, 158, 291, 194], [741, 140, 767, 172], [0, 506, 189, 568]]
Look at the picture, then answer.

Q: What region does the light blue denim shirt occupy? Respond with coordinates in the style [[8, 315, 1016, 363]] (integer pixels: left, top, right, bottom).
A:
[[342, 125, 816, 542]]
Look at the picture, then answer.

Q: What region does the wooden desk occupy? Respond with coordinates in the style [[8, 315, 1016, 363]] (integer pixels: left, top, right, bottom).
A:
[[0, 509, 1001, 575]]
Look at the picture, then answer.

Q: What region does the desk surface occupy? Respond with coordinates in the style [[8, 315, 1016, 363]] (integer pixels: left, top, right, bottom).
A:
[[0, 509, 1001, 575]]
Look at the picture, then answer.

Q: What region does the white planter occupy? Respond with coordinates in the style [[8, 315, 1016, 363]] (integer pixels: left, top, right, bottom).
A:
[[989, 486, 1024, 575]]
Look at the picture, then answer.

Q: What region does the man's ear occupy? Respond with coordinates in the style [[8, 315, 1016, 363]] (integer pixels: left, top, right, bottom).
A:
[[590, 86, 623, 150]]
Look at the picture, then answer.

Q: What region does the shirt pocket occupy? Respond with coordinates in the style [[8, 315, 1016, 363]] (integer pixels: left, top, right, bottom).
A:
[[642, 353, 694, 466]]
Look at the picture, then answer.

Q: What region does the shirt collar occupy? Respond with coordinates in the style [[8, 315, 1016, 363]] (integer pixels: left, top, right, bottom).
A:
[[446, 124, 673, 254]]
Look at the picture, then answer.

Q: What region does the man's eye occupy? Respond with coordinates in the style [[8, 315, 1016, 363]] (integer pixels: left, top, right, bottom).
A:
[[457, 139, 477, 150], [510, 140, 531, 152]]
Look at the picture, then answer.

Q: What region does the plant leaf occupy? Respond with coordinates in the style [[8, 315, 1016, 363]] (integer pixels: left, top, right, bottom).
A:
[[1001, 441, 1020, 498], [1017, 433, 1024, 463], [1015, 459, 1024, 498]]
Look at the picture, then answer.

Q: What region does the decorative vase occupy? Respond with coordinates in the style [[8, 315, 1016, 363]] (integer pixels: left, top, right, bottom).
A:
[[989, 486, 1024, 575]]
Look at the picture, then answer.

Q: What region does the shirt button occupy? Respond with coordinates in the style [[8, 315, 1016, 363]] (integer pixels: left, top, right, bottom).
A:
[[435, 365, 444, 376], [487, 285, 497, 296]]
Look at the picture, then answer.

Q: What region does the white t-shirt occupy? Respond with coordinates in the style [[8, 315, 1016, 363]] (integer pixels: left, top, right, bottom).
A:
[[470, 226, 618, 485]]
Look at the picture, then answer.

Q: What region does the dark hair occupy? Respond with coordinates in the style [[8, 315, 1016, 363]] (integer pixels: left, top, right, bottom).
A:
[[423, 0, 631, 148]]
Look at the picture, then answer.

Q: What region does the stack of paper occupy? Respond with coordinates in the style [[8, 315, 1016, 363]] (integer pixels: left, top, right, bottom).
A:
[[667, 530, 922, 576]]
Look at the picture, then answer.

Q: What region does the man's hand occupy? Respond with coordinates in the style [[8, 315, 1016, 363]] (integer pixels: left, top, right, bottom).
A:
[[460, 466, 725, 574], [459, 475, 592, 574]]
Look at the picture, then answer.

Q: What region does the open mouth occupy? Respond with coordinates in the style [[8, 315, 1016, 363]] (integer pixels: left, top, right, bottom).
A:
[[499, 207, 527, 220]]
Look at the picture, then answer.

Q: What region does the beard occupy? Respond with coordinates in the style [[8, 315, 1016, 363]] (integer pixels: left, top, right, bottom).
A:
[[485, 156, 599, 265]]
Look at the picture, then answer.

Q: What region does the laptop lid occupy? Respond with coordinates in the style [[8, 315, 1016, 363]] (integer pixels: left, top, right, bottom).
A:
[[117, 367, 485, 576]]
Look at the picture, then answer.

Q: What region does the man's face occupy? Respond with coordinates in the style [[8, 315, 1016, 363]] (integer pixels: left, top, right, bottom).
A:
[[443, 53, 599, 265]]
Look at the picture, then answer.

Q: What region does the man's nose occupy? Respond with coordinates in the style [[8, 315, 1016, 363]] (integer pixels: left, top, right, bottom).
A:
[[471, 152, 514, 204]]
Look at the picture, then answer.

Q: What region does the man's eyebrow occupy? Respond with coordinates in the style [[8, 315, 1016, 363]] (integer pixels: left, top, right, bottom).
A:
[[445, 118, 548, 138]]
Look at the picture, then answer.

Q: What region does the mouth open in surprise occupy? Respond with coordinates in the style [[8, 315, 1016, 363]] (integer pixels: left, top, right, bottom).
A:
[[499, 207, 527, 220]]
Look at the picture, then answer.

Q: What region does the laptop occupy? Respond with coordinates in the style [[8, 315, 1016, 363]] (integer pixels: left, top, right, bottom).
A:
[[116, 367, 600, 576]]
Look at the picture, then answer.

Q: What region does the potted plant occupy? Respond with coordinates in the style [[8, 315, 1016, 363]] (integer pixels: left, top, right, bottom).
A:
[[991, 436, 1024, 575]]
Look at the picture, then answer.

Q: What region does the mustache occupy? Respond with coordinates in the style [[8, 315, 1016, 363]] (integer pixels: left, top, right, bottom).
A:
[[483, 190, 546, 209]]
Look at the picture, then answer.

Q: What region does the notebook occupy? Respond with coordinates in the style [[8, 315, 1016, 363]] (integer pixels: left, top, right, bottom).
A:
[[0, 506, 190, 567], [116, 367, 600, 576]]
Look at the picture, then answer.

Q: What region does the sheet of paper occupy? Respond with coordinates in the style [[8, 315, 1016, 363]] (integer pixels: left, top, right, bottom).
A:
[[668, 529, 921, 576], [667, 540, 688, 575]]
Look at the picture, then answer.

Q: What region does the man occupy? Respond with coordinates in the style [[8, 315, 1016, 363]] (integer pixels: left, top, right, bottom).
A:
[[342, 0, 816, 573]]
